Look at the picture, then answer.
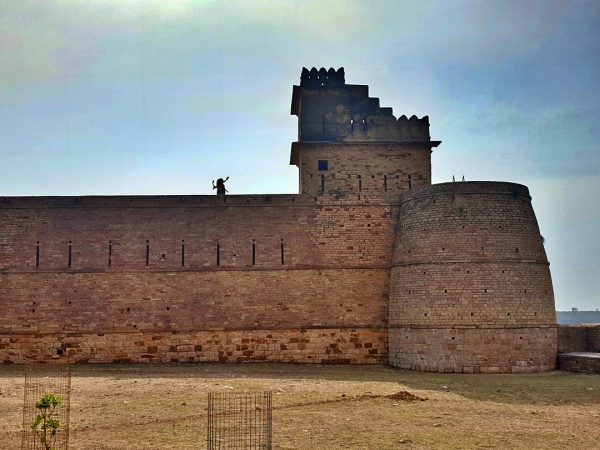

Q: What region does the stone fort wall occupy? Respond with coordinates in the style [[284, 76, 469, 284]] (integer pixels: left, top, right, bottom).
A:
[[558, 324, 600, 353], [0, 183, 557, 371], [0, 194, 395, 364], [0, 68, 558, 371], [389, 182, 556, 373]]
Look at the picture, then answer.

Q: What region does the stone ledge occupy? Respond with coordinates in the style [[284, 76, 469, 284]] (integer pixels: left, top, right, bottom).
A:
[[0, 193, 396, 209]]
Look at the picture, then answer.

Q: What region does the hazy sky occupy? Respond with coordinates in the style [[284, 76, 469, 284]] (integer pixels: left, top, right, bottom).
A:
[[1, 1, 598, 310]]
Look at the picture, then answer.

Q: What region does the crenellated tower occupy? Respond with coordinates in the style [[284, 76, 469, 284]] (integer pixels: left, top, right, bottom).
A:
[[291, 67, 557, 373], [290, 67, 440, 195]]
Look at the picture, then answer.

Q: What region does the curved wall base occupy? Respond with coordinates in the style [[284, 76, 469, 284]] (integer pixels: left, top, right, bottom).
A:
[[389, 326, 557, 373]]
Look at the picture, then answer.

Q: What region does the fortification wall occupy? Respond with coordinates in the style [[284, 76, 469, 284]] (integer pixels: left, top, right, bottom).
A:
[[0, 194, 394, 364], [558, 324, 600, 353], [389, 182, 557, 373], [0, 68, 560, 370]]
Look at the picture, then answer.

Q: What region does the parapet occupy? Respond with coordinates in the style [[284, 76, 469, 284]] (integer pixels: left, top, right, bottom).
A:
[[399, 180, 532, 203], [0, 193, 396, 210], [291, 67, 439, 144], [300, 67, 345, 88]]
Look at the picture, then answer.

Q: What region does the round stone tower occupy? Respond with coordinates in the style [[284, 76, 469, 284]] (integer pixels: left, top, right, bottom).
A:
[[389, 181, 557, 373]]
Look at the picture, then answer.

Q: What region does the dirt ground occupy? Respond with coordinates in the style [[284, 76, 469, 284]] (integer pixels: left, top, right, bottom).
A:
[[2, 363, 600, 449]]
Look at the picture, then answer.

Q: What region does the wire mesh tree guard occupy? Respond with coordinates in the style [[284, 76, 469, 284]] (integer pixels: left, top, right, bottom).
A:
[[207, 391, 272, 450], [21, 365, 72, 450]]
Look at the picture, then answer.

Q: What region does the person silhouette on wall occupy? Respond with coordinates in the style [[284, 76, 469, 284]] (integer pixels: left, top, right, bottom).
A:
[[212, 177, 229, 195]]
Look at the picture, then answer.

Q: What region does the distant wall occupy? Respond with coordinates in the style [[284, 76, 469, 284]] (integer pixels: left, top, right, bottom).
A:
[[558, 353, 600, 374], [0, 194, 395, 364], [558, 324, 600, 353]]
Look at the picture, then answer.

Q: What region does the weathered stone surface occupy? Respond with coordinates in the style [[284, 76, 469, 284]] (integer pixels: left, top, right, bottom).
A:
[[389, 182, 557, 373], [0, 329, 386, 365], [558, 352, 600, 374], [0, 69, 557, 370], [558, 324, 600, 352]]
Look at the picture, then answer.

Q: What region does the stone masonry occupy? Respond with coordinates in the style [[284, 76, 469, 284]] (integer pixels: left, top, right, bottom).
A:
[[0, 68, 557, 371]]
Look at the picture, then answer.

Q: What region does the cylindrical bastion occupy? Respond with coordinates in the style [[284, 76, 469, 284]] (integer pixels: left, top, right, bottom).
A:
[[389, 181, 557, 373]]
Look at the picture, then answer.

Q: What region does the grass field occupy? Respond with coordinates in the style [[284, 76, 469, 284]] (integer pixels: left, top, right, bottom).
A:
[[2, 364, 600, 449]]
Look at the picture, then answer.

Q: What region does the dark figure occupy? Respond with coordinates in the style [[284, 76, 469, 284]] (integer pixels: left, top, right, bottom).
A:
[[212, 177, 229, 195]]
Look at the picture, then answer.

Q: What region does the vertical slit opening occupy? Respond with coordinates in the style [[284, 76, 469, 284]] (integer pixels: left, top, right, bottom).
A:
[[181, 240, 185, 267], [383, 175, 387, 191], [320, 174, 325, 193], [35, 241, 40, 269], [68, 241, 72, 268], [408, 175, 412, 190], [358, 175, 362, 192], [108, 240, 112, 268], [216, 240, 220, 266], [252, 239, 256, 266], [280, 239, 285, 265], [145, 240, 150, 267]]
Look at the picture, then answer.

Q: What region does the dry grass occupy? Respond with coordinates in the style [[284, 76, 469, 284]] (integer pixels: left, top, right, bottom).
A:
[[2, 364, 600, 449]]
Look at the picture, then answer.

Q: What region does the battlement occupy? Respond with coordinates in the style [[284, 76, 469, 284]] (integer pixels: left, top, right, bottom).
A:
[[291, 68, 439, 144], [300, 67, 346, 88]]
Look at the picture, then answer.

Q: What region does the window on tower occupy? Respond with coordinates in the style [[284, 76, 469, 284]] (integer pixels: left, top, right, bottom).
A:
[[318, 160, 328, 171]]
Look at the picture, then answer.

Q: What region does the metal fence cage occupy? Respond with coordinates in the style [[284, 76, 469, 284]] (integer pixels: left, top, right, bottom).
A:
[[207, 391, 272, 450], [21, 365, 72, 450]]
